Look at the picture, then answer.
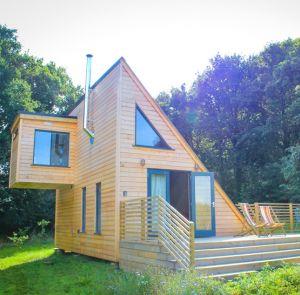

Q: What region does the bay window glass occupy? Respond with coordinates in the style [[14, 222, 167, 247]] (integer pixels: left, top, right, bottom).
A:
[[33, 130, 69, 167]]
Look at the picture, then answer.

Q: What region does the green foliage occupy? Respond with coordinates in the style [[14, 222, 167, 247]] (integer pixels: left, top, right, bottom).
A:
[[107, 269, 225, 295], [7, 228, 29, 247], [0, 25, 82, 235], [36, 219, 50, 239], [225, 265, 300, 295], [158, 38, 300, 203]]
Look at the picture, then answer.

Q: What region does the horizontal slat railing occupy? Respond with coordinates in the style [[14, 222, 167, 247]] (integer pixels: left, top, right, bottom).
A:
[[236, 202, 300, 233], [120, 196, 195, 269]]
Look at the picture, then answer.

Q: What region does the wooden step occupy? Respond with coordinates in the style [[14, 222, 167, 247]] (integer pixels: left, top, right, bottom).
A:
[[195, 248, 300, 266], [195, 235, 300, 250], [196, 255, 300, 275], [195, 241, 300, 258]]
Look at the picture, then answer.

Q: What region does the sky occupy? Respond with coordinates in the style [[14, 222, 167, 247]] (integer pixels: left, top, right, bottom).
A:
[[1, 0, 299, 97]]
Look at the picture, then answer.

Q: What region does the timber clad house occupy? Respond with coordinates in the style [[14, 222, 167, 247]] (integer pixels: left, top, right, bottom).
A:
[[9, 57, 300, 277]]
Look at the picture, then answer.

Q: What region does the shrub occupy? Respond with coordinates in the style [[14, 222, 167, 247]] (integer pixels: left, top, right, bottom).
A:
[[107, 270, 152, 295], [106, 265, 300, 295], [224, 264, 300, 295], [36, 219, 50, 239], [106, 268, 226, 295], [7, 227, 29, 247]]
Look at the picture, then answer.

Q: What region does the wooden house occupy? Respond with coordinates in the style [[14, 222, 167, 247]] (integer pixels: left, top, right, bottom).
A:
[[9, 57, 300, 277]]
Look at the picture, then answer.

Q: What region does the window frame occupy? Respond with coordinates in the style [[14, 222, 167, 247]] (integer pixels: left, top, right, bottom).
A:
[[134, 105, 173, 150], [95, 182, 102, 234], [32, 129, 70, 167], [81, 187, 86, 233]]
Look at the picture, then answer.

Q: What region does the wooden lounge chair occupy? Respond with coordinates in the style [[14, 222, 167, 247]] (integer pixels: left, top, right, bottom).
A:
[[237, 203, 267, 236], [259, 205, 286, 236]]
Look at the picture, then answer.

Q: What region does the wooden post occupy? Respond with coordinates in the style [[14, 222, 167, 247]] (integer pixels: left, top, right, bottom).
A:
[[156, 196, 161, 239], [120, 201, 125, 240], [189, 221, 195, 268], [289, 203, 294, 231], [254, 202, 259, 223], [141, 199, 146, 241]]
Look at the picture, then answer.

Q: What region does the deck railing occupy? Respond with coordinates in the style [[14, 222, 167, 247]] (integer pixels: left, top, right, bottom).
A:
[[120, 196, 195, 269], [236, 202, 300, 232]]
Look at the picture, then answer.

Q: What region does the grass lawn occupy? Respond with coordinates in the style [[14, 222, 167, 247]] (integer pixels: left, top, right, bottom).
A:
[[0, 240, 118, 294], [0, 239, 300, 295]]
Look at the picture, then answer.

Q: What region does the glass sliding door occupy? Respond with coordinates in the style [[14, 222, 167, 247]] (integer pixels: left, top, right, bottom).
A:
[[191, 172, 216, 237]]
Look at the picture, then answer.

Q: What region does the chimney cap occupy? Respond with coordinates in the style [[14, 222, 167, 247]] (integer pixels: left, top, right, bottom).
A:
[[86, 54, 93, 58]]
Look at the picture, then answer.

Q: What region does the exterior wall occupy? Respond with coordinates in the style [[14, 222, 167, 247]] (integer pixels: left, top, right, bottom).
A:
[[55, 188, 74, 251], [9, 115, 77, 189], [55, 64, 121, 262], [9, 123, 20, 188], [119, 62, 244, 237]]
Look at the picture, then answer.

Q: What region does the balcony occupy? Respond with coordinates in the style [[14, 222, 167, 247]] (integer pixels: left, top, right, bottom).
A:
[[9, 112, 77, 189]]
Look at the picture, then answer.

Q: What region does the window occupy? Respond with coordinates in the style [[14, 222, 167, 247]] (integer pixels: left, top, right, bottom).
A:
[[135, 106, 170, 149], [82, 187, 86, 233], [95, 183, 101, 234], [33, 130, 69, 167]]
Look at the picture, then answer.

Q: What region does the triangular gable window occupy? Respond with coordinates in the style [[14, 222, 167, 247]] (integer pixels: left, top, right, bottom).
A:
[[135, 106, 171, 149]]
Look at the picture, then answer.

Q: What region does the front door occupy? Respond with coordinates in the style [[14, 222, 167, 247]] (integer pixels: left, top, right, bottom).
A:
[[191, 172, 216, 237]]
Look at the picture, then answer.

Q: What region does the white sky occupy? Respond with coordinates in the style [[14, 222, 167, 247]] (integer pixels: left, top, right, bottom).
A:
[[1, 0, 299, 96]]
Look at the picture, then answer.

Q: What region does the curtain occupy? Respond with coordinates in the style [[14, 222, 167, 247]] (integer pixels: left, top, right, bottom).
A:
[[151, 174, 167, 199]]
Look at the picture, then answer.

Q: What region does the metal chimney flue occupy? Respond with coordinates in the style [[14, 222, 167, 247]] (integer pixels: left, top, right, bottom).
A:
[[83, 54, 95, 142]]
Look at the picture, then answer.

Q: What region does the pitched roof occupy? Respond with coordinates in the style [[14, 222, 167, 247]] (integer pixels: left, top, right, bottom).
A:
[[68, 57, 125, 114]]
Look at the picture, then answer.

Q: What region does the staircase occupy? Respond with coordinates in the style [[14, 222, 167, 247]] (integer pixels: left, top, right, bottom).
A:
[[193, 234, 300, 279]]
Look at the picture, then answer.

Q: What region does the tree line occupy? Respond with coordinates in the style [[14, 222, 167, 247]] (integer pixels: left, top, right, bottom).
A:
[[0, 24, 299, 235], [158, 38, 300, 203]]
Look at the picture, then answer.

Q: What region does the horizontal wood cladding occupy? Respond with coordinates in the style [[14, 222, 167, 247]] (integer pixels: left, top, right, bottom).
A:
[[9, 121, 20, 188], [55, 188, 74, 251], [9, 115, 77, 189], [119, 63, 244, 236], [119, 241, 178, 272], [55, 64, 120, 262]]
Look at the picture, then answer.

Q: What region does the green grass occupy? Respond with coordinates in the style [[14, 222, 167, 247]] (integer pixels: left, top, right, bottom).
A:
[[0, 240, 118, 294], [0, 240, 299, 295]]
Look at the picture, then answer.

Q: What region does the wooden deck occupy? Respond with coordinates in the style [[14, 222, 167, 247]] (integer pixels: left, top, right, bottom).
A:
[[195, 233, 300, 244], [120, 233, 300, 278], [194, 233, 300, 278], [120, 197, 300, 277]]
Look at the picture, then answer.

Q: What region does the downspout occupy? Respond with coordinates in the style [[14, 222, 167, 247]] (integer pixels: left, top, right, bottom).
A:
[[83, 54, 95, 143]]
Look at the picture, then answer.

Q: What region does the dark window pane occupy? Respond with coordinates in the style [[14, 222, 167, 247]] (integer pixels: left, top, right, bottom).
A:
[[95, 183, 101, 234], [82, 187, 86, 232], [33, 130, 69, 167], [135, 107, 169, 148], [33, 131, 51, 165], [51, 133, 69, 166]]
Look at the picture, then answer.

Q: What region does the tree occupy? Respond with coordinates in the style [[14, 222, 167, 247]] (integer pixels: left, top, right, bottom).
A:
[[0, 25, 82, 235], [158, 39, 300, 203]]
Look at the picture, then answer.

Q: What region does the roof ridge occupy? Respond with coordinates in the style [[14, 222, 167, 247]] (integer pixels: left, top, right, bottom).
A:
[[68, 57, 125, 114]]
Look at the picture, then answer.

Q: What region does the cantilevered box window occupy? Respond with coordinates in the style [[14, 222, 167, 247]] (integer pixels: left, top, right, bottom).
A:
[[33, 130, 70, 167]]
